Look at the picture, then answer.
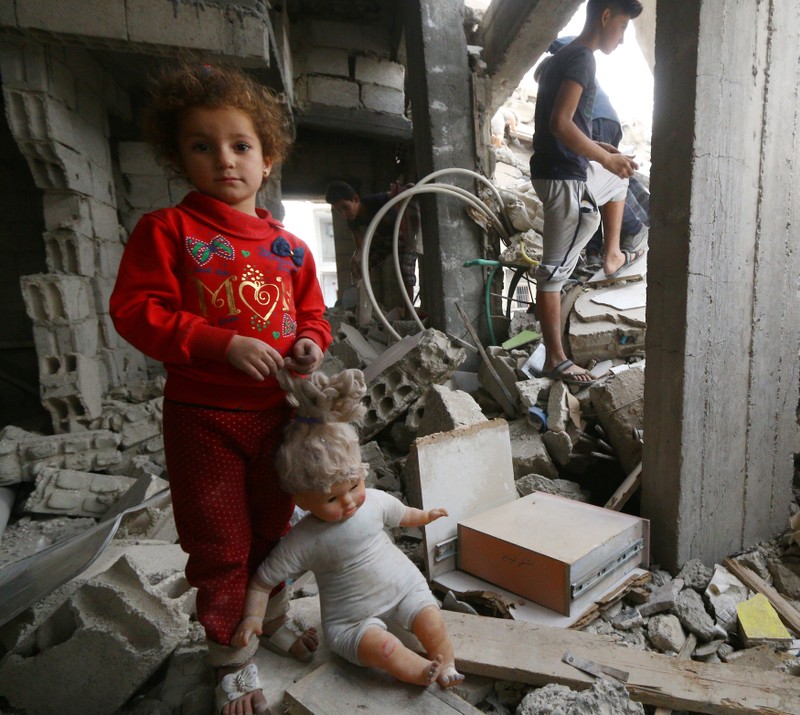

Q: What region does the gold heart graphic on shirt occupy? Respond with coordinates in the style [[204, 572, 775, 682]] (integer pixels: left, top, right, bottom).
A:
[[238, 280, 280, 322]]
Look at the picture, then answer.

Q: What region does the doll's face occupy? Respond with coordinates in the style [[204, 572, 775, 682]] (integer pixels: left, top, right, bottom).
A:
[[295, 477, 367, 523]]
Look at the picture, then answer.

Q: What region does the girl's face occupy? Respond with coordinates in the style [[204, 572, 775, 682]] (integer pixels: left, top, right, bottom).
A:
[[175, 106, 270, 216], [295, 478, 367, 523]]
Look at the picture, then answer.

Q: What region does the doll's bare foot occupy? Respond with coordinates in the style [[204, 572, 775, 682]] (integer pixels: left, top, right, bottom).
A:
[[262, 614, 319, 662], [214, 661, 267, 715], [424, 654, 444, 685], [437, 662, 465, 689]]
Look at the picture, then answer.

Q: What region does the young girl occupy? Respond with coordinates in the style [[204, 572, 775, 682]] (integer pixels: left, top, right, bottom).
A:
[[231, 369, 465, 691], [109, 63, 332, 715]]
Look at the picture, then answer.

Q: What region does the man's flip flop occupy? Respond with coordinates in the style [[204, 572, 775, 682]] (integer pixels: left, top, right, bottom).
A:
[[540, 359, 598, 386], [604, 247, 646, 279]]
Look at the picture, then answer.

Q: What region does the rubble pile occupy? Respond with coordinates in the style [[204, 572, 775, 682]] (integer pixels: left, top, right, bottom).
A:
[[1, 307, 799, 713]]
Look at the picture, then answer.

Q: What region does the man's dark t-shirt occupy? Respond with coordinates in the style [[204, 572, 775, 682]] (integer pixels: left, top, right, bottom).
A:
[[530, 41, 597, 182], [347, 193, 396, 238]]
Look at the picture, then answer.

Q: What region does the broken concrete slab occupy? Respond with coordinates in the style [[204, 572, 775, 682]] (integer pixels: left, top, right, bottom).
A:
[[589, 365, 645, 474], [0, 425, 121, 485], [674, 588, 727, 642], [647, 613, 687, 653], [514, 474, 590, 502], [360, 328, 467, 440], [0, 554, 190, 715], [545, 379, 570, 433], [518, 677, 644, 715]]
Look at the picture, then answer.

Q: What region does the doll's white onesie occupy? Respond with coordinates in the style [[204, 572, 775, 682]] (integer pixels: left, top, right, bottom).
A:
[[256, 488, 437, 664]]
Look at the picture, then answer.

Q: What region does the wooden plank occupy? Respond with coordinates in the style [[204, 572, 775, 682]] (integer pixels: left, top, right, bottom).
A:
[[723, 558, 800, 636], [604, 462, 643, 511], [284, 660, 483, 715], [441, 610, 800, 714], [653, 632, 696, 715]]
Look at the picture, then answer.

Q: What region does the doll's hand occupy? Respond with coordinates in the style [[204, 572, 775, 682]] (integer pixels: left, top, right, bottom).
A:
[[284, 338, 323, 375], [227, 335, 284, 380], [231, 616, 263, 649], [427, 507, 449, 523]]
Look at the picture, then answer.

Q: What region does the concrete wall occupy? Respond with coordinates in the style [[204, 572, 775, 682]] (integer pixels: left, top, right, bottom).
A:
[[643, 0, 800, 569]]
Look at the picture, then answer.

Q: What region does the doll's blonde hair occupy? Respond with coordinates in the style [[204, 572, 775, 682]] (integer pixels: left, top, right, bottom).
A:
[[276, 369, 369, 494]]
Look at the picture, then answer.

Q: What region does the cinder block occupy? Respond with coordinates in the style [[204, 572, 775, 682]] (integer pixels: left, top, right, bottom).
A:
[[360, 83, 404, 115], [43, 229, 95, 276], [0, 555, 190, 715], [0, 2, 18, 28], [22, 467, 137, 517], [125, 173, 171, 210], [32, 317, 99, 358], [118, 141, 162, 176], [42, 192, 92, 233], [21, 42, 49, 92], [90, 160, 116, 205], [296, 46, 349, 78], [16, 0, 127, 39], [354, 57, 404, 91], [306, 20, 390, 54], [63, 46, 104, 94], [0, 44, 26, 86], [52, 142, 93, 194], [0, 425, 121, 486], [39, 351, 104, 420], [360, 329, 467, 440], [89, 198, 122, 241], [306, 76, 360, 108], [20, 273, 93, 323], [95, 242, 124, 280], [49, 58, 78, 109]]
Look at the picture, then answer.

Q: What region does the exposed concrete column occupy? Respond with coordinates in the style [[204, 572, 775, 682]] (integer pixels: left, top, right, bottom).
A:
[[402, 0, 484, 346], [643, 1, 800, 569]]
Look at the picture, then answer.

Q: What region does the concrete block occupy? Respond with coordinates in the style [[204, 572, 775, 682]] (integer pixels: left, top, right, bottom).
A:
[[43, 229, 95, 276], [296, 46, 349, 78], [125, 172, 171, 210], [16, 0, 127, 38], [0, 3, 19, 30], [360, 83, 405, 115], [52, 142, 93, 194], [63, 47, 104, 94], [40, 351, 104, 422], [360, 328, 467, 440], [589, 365, 645, 473], [33, 317, 99, 358], [306, 20, 390, 55], [0, 425, 121, 486], [677, 558, 714, 591], [89, 198, 122, 242], [508, 417, 558, 479], [95, 242, 125, 280], [22, 467, 136, 517], [90, 159, 116, 205], [118, 141, 162, 176], [49, 58, 78, 109], [0, 554, 190, 715], [542, 429, 572, 466], [306, 75, 360, 108], [20, 273, 93, 323], [515, 473, 590, 501], [354, 56, 404, 91], [42, 192, 92, 233], [674, 588, 727, 642], [102, 396, 164, 450], [478, 346, 520, 413], [569, 288, 646, 364], [416, 384, 487, 438]]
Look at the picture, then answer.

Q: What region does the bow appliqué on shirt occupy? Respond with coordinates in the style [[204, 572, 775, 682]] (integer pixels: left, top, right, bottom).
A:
[[271, 236, 305, 267], [186, 235, 235, 266]]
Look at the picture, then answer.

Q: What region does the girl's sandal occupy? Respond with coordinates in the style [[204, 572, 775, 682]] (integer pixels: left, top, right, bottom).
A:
[[261, 616, 317, 663], [214, 661, 267, 715]]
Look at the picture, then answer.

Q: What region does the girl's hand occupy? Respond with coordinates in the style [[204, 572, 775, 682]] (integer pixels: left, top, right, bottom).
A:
[[427, 507, 449, 523], [284, 338, 323, 375], [231, 617, 263, 649], [227, 335, 284, 380]]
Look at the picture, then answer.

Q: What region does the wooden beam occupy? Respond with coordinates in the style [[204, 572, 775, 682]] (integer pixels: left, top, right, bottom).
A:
[[605, 462, 642, 510], [441, 611, 800, 713], [653, 633, 697, 715]]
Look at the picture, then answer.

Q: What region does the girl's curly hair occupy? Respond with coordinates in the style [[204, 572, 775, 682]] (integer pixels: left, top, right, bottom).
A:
[[275, 369, 368, 495], [141, 61, 293, 165]]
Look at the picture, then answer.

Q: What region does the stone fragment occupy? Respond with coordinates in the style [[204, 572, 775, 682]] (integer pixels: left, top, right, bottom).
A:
[[542, 429, 572, 466], [612, 606, 644, 631], [674, 587, 727, 642], [515, 474, 590, 502], [677, 558, 714, 591], [515, 377, 551, 409], [546, 379, 570, 432], [639, 578, 684, 617], [768, 559, 800, 600], [518, 677, 644, 715], [647, 614, 687, 652], [415, 384, 487, 438], [508, 418, 558, 479], [589, 365, 644, 473]]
